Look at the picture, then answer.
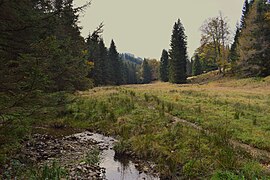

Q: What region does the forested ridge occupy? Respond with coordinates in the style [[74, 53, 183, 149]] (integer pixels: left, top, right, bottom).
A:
[[0, 0, 270, 179]]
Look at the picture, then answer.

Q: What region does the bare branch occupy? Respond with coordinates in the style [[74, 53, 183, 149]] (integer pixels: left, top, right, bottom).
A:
[[90, 22, 104, 40], [74, 0, 91, 12]]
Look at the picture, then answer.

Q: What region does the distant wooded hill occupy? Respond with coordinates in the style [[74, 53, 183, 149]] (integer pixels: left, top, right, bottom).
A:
[[120, 53, 143, 65]]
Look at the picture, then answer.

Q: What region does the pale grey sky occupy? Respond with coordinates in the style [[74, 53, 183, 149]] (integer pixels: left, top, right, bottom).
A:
[[74, 0, 244, 59]]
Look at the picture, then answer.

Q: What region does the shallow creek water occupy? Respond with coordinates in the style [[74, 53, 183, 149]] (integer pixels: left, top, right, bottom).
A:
[[71, 132, 159, 180]]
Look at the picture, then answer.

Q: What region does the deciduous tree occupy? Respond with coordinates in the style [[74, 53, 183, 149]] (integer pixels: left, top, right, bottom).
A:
[[200, 13, 231, 74]]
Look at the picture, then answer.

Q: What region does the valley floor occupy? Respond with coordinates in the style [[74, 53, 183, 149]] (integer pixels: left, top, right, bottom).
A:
[[1, 75, 270, 179], [68, 75, 270, 179]]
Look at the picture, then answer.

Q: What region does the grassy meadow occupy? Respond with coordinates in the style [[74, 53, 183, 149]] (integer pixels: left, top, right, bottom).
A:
[[60, 74, 270, 179], [1, 74, 270, 179]]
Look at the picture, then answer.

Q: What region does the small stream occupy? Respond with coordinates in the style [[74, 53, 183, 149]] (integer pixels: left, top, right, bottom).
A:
[[71, 132, 159, 180]]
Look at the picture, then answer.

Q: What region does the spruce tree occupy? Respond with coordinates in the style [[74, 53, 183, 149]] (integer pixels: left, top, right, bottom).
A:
[[230, 24, 240, 63], [237, 0, 270, 77], [141, 59, 151, 84], [86, 24, 103, 80], [186, 59, 192, 77], [119, 59, 125, 85], [128, 63, 138, 84], [192, 54, 203, 76], [109, 40, 121, 85], [169, 19, 188, 84], [122, 63, 129, 84], [92, 39, 107, 86], [0, 0, 91, 120], [131, 63, 139, 84], [240, 0, 250, 28], [160, 49, 169, 82]]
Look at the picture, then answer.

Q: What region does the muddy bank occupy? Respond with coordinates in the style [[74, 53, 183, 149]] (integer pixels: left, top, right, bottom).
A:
[[21, 132, 105, 179], [3, 130, 159, 179]]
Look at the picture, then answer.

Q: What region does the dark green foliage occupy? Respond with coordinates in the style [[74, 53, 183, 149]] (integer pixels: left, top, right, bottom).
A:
[[85, 146, 100, 165], [141, 59, 152, 84], [0, 0, 91, 165], [211, 171, 240, 180], [240, 0, 250, 28], [236, 0, 270, 77], [122, 62, 139, 84], [30, 162, 67, 180], [0, 0, 91, 116], [86, 25, 109, 86], [229, 0, 249, 72], [85, 23, 103, 80], [186, 59, 193, 77], [169, 19, 188, 84], [229, 25, 240, 64], [192, 54, 203, 76], [120, 54, 140, 84], [0, 1, 45, 119], [34, 37, 90, 92], [87, 34, 140, 86], [160, 49, 169, 82], [109, 40, 122, 85], [94, 39, 108, 86]]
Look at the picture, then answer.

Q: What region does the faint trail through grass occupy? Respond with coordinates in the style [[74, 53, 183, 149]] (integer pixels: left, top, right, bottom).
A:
[[170, 115, 270, 167]]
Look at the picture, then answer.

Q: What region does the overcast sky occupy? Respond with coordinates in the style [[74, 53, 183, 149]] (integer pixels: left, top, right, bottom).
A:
[[74, 0, 245, 59]]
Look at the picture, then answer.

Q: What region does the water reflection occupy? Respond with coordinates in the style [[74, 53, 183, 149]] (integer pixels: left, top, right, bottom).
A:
[[86, 133, 159, 180]]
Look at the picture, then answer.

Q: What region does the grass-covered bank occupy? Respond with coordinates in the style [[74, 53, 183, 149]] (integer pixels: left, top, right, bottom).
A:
[[62, 76, 270, 179], [0, 92, 76, 177]]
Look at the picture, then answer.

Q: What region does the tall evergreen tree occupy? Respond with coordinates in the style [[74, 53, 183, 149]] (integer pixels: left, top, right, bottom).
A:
[[237, 0, 270, 77], [186, 59, 192, 77], [122, 62, 138, 84], [91, 39, 108, 86], [129, 63, 139, 84], [192, 54, 203, 76], [130, 63, 139, 84], [86, 23, 103, 79], [230, 24, 240, 63], [109, 40, 121, 85], [160, 49, 169, 82], [0, 0, 91, 119], [169, 19, 188, 84], [141, 59, 151, 84], [240, 0, 250, 28], [45, 0, 90, 91], [122, 63, 129, 84]]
